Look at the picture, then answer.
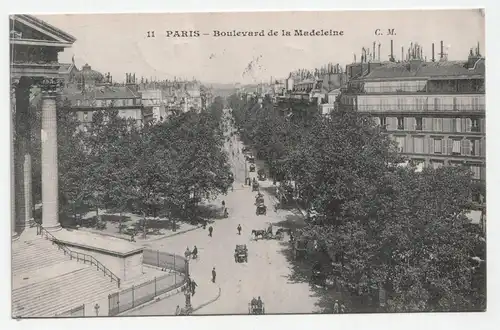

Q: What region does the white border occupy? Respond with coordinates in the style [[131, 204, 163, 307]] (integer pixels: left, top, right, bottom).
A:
[[1, 1, 498, 330]]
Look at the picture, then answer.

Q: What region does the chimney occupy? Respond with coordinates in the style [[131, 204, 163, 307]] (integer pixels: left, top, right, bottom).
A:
[[401, 46, 404, 62], [440, 40, 444, 59], [373, 41, 376, 61], [432, 43, 435, 62], [378, 43, 381, 61], [390, 40, 394, 62]]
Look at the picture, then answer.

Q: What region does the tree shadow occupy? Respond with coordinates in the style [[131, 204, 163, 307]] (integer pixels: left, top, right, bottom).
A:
[[277, 241, 351, 314]]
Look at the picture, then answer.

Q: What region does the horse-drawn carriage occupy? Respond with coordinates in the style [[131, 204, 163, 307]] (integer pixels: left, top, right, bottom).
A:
[[257, 169, 266, 181], [255, 193, 264, 205], [256, 202, 267, 215], [234, 244, 248, 263], [248, 300, 265, 314]]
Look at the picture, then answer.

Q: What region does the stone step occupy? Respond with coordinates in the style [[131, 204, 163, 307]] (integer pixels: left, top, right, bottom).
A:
[[13, 266, 117, 317]]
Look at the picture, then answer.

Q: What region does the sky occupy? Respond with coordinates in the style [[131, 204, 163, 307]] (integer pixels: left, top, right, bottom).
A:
[[38, 10, 484, 85]]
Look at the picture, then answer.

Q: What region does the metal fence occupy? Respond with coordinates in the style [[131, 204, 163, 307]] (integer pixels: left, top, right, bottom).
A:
[[55, 304, 85, 317], [108, 250, 188, 316], [142, 249, 189, 275]]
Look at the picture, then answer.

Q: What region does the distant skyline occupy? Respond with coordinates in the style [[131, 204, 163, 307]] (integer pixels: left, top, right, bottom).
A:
[[38, 10, 484, 84]]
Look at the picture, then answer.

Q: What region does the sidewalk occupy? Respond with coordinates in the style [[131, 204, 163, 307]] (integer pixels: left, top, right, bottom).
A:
[[123, 282, 221, 316]]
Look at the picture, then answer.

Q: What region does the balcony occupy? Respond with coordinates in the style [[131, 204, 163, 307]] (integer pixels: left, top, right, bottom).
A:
[[357, 105, 485, 113]]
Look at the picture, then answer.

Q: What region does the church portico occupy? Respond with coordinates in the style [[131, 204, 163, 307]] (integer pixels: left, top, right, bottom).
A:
[[10, 15, 76, 237]]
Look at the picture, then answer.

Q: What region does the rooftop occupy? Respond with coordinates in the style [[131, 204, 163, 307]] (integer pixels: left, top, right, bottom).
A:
[[63, 85, 142, 104], [362, 58, 485, 81]]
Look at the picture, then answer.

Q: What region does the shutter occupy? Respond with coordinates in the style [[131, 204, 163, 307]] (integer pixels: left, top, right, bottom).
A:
[[474, 140, 480, 156], [463, 139, 471, 156], [460, 139, 465, 155], [466, 118, 472, 132], [443, 118, 451, 132], [432, 118, 437, 131], [404, 117, 410, 130], [462, 118, 467, 132], [437, 118, 443, 131], [442, 138, 447, 154], [423, 118, 431, 131], [411, 117, 416, 131], [426, 137, 432, 154], [481, 139, 486, 157], [389, 117, 397, 130], [480, 118, 485, 133], [446, 138, 453, 155]]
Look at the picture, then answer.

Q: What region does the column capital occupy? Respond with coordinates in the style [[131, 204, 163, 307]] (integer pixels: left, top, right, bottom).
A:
[[38, 78, 64, 97]]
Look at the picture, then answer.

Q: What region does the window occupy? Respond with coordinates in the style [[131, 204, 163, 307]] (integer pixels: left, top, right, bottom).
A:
[[432, 118, 443, 132], [434, 98, 441, 110], [471, 117, 480, 132], [413, 136, 424, 154], [76, 99, 82, 106], [395, 136, 405, 152], [433, 139, 443, 154], [470, 165, 481, 180], [432, 161, 444, 169], [415, 117, 423, 131], [83, 111, 88, 122], [397, 117, 404, 130], [452, 140, 461, 154], [380, 116, 387, 130], [470, 139, 478, 156]]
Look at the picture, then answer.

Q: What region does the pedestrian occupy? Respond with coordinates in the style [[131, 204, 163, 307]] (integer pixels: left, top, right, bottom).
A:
[[175, 305, 180, 315], [184, 246, 191, 259], [340, 303, 346, 313], [208, 226, 213, 237], [191, 279, 198, 296], [212, 267, 216, 283], [237, 224, 242, 235], [333, 300, 340, 314]]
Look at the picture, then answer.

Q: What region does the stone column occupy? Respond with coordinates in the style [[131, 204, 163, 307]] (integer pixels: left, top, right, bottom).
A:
[[11, 79, 19, 240], [40, 78, 62, 231], [14, 79, 33, 232]]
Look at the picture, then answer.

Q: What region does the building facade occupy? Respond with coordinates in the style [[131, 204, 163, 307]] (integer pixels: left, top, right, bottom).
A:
[[340, 42, 485, 181], [63, 69, 148, 127]]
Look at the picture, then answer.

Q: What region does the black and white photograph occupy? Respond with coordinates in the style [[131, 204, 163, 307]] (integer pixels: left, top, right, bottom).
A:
[[9, 8, 487, 319]]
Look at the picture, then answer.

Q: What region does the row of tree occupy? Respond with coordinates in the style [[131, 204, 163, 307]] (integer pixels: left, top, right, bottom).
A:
[[229, 94, 485, 312], [30, 96, 231, 228]]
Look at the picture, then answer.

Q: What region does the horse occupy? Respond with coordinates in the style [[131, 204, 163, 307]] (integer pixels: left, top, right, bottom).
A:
[[251, 229, 266, 239], [275, 228, 285, 240]]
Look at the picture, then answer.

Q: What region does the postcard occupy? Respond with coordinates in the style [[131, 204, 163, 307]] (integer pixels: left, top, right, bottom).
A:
[[10, 9, 485, 318]]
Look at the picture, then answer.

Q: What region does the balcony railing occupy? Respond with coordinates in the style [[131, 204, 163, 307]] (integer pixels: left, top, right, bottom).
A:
[[357, 105, 485, 112], [36, 223, 121, 288]]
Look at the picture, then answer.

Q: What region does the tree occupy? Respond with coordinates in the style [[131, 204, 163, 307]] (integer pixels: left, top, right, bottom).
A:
[[288, 110, 484, 312]]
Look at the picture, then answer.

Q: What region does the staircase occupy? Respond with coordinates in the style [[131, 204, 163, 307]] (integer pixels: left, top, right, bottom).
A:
[[12, 231, 119, 318], [12, 266, 117, 317]]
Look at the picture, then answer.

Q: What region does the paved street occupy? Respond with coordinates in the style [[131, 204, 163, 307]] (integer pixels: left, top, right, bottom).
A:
[[132, 109, 319, 315]]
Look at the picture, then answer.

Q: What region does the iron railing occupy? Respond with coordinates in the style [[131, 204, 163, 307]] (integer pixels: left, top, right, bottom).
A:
[[36, 223, 121, 288], [108, 272, 186, 316]]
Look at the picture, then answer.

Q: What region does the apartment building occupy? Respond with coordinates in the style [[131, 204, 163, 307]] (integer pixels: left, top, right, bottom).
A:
[[341, 41, 485, 181]]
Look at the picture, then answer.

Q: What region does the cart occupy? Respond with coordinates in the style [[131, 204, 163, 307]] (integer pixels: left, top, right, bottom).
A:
[[248, 302, 265, 315], [256, 203, 267, 215], [234, 244, 248, 263]]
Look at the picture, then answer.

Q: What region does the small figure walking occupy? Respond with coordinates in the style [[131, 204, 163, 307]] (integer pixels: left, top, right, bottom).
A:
[[208, 226, 213, 237], [211, 267, 216, 283], [175, 305, 180, 315], [237, 224, 242, 235], [333, 300, 340, 314]]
